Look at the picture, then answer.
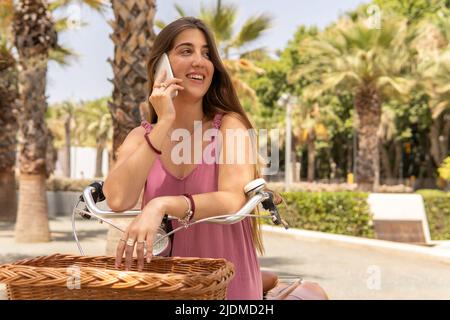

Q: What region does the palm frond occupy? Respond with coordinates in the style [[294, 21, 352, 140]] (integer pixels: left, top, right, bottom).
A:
[[49, 44, 79, 66], [231, 14, 272, 48], [174, 3, 186, 17], [377, 76, 414, 95], [54, 16, 88, 32], [239, 47, 269, 61], [199, 0, 236, 44], [48, 0, 107, 14], [155, 19, 166, 30]]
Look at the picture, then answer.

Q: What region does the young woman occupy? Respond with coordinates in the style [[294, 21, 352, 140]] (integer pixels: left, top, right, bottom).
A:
[[103, 17, 268, 300]]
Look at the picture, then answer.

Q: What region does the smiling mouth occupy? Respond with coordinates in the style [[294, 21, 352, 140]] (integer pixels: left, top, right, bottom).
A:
[[186, 73, 205, 83]]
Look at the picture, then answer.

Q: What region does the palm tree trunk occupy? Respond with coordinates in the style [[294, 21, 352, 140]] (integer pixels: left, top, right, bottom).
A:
[[394, 140, 402, 180], [15, 174, 50, 242], [380, 143, 393, 182], [354, 85, 382, 191], [63, 116, 71, 177], [0, 51, 19, 222], [95, 136, 106, 178], [106, 0, 157, 254], [14, 55, 52, 242], [0, 170, 17, 222], [307, 132, 316, 182], [429, 120, 441, 167], [429, 114, 450, 167], [108, 0, 157, 162]]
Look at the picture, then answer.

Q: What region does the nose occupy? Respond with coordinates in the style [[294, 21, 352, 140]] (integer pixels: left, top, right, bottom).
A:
[[191, 51, 205, 67]]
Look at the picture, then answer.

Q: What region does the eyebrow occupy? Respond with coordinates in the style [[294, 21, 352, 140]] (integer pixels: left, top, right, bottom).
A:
[[174, 42, 209, 50]]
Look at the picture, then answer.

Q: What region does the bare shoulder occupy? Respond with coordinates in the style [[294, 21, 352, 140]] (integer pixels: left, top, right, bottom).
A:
[[120, 126, 146, 148], [220, 112, 249, 131], [114, 125, 147, 164]]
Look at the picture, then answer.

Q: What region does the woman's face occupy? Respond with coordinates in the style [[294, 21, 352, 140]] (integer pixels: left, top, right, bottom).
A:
[[168, 28, 214, 100]]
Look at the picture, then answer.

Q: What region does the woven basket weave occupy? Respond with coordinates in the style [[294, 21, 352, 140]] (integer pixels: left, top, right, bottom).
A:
[[0, 254, 235, 300]]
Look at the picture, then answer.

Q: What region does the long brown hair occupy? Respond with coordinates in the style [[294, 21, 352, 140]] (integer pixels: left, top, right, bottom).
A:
[[146, 17, 265, 255]]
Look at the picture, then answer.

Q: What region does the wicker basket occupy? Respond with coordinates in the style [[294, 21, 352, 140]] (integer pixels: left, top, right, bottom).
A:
[[0, 254, 235, 300]]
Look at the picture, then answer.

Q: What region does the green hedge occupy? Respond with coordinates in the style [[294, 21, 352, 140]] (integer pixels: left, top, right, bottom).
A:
[[271, 190, 450, 240], [417, 190, 450, 240], [276, 191, 375, 238]]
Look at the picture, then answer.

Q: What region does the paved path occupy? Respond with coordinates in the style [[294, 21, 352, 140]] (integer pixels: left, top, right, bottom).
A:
[[1, 217, 449, 299], [259, 231, 450, 299]]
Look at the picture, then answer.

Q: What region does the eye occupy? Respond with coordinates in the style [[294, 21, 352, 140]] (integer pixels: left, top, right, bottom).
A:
[[203, 51, 211, 59], [181, 48, 191, 55]]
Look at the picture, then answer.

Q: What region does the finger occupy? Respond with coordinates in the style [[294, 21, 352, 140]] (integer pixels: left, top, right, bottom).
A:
[[115, 236, 127, 268], [136, 235, 146, 271], [125, 236, 136, 271], [165, 84, 184, 94], [161, 78, 183, 86], [145, 232, 154, 263]]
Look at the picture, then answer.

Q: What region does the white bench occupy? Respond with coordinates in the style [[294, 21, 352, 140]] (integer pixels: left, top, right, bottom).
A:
[[367, 193, 432, 245]]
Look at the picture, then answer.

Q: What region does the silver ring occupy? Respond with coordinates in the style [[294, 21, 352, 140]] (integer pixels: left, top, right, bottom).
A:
[[126, 238, 135, 246]]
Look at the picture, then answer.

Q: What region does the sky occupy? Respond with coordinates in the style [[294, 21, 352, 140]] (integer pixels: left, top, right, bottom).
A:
[[47, 0, 368, 104]]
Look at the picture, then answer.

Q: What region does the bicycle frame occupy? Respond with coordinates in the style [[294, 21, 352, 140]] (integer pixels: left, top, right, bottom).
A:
[[72, 178, 289, 256]]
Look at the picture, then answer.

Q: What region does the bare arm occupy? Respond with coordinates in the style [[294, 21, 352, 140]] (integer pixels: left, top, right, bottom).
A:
[[103, 119, 173, 211]]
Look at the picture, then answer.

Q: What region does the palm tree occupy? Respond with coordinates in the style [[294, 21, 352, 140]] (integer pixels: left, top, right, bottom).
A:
[[75, 98, 112, 178], [294, 17, 414, 190], [108, 0, 157, 162], [0, 9, 19, 221], [13, 0, 58, 242], [415, 11, 450, 170], [12, 0, 105, 242], [292, 102, 333, 182], [156, 0, 272, 102]]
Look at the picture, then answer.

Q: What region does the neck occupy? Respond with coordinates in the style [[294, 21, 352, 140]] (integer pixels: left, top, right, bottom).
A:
[[172, 96, 205, 130]]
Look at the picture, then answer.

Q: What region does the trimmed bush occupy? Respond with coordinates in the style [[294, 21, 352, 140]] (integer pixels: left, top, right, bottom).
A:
[[268, 190, 450, 240], [417, 190, 450, 240], [275, 191, 375, 238]]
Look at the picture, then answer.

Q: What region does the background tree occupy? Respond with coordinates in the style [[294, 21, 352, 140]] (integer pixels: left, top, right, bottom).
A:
[[13, 0, 58, 242], [293, 17, 414, 190], [12, 0, 105, 242], [75, 97, 112, 178], [108, 0, 157, 162]]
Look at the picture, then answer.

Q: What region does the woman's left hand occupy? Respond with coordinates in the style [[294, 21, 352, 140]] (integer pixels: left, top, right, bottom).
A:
[[115, 198, 166, 271]]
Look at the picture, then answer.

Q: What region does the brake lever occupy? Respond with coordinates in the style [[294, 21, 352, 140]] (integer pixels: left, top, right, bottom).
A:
[[78, 181, 106, 220], [261, 191, 289, 229]]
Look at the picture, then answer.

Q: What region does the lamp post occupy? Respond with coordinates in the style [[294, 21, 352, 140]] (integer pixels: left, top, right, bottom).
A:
[[278, 93, 297, 191]]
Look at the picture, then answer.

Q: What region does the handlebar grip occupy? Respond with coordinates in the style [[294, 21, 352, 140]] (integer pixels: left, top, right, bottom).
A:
[[79, 181, 105, 203]]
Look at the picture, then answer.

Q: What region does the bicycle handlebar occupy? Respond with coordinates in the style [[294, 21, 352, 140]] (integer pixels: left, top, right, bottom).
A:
[[72, 178, 289, 256]]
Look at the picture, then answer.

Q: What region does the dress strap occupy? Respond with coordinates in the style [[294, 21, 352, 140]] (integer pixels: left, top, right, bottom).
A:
[[212, 113, 224, 129], [141, 120, 153, 134]]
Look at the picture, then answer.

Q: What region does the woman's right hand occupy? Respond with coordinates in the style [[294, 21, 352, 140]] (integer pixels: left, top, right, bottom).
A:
[[149, 69, 184, 122]]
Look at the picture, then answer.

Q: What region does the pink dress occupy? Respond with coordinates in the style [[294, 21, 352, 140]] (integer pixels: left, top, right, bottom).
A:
[[140, 113, 263, 300]]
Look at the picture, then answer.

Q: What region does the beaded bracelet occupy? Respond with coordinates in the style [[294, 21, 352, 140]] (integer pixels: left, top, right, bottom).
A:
[[183, 193, 196, 222], [178, 193, 195, 228]]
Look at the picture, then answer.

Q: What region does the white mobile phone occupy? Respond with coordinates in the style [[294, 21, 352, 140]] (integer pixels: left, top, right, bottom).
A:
[[154, 53, 178, 98]]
